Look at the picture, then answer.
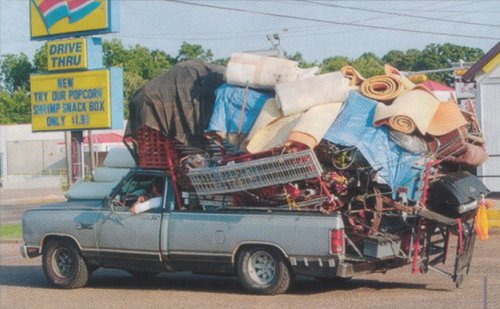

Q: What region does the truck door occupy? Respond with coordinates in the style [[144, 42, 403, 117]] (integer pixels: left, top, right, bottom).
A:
[[95, 172, 165, 271]]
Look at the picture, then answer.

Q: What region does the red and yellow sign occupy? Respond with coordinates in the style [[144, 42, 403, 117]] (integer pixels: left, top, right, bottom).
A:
[[31, 70, 112, 131], [30, 0, 109, 39]]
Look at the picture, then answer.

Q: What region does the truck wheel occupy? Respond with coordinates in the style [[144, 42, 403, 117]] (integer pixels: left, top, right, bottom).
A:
[[42, 239, 89, 289], [237, 247, 293, 295]]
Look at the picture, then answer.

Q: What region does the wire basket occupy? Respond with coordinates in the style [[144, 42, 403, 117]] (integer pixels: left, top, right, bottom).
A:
[[188, 149, 323, 195]]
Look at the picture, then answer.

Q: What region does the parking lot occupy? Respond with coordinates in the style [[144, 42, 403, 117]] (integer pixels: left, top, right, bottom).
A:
[[1, 233, 499, 308]]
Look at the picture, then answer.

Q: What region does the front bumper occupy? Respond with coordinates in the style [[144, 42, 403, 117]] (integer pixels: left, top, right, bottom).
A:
[[20, 244, 41, 259]]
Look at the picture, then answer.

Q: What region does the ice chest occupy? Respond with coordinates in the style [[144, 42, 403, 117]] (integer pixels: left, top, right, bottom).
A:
[[427, 171, 489, 218]]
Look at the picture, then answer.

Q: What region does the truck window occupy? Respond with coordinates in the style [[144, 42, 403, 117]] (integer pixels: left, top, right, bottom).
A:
[[111, 174, 165, 213]]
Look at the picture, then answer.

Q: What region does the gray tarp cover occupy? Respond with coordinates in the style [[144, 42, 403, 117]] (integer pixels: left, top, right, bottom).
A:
[[125, 61, 225, 146]]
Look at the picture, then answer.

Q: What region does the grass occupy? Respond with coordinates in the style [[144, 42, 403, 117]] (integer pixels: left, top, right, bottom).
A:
[[0, 223, 22, 241]]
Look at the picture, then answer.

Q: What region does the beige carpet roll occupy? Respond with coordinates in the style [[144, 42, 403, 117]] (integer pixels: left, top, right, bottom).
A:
[[287, 102, 343, 149], [384, 64, 415, 90], [246, 114, 302, 153], [360, 75, 403, 103], [226, 53, 319, 90], [246, 99, 282, 141], [276, 72, 350, 116], [388, 115, 417, 134], [373, 86, 440, 135], [341, 65, 365, 86]]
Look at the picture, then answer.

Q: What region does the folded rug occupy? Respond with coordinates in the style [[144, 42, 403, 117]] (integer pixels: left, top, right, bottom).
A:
[[373, 86, 440, 135], [276, 72, 349, 116], [226, 53, 319, 90], [427, 98, 468, 137], [341, 65, 365, 86], [287, 102, 343, 149], [360, 75, 403, 103]]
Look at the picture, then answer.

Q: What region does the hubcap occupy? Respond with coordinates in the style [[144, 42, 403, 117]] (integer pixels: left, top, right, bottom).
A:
[[52, 248, 75, 278], [247, 251, 276, 285]]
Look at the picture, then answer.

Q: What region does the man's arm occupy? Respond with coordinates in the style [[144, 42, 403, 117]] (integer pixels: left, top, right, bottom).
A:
[[130, 196, 162, 214]]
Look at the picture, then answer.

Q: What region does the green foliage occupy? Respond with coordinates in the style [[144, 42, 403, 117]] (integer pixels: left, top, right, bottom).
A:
[[176, 41, 214, 62], [321, 56, 350, 73], [287, 52, 317, 68], [212, 57, 230, 66], [0, 87, 31, 124], [351, 52, 384, 77], [33, 43, 48, 73], [0, 53, 33, 92]]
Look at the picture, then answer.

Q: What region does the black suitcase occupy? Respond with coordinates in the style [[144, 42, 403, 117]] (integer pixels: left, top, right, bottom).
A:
[[426, 171, 489, 218]]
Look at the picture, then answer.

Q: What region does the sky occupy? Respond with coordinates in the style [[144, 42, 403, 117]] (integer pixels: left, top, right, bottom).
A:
[[1, 0, 499, 63]]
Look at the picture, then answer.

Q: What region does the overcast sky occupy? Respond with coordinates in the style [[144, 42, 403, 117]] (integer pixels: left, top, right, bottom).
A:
[[1, 0, 499, 62]]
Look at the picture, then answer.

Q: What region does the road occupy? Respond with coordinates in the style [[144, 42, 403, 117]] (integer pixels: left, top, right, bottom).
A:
[[0, 203, 40, 224], [1, 235, 499, 308]]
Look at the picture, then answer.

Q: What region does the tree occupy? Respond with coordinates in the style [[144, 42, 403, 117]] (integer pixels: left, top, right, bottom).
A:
[[176, 41, 214, 62], [320, 56, 350, 73], [351, 52, 384, 77], [0, 53, 33, 92], [0, 87, 31, 124], [287, 52, 317, 68], [33, 44, 48, 73]]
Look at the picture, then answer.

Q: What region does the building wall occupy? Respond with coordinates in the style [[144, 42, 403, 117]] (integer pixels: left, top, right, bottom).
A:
[[0, 122, 126, 177], [478, 65, 500, 191]]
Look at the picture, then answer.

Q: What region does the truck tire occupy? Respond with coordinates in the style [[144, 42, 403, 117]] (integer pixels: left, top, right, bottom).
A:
[[42, 239, 89, 289], [237, 247, 293, 295]]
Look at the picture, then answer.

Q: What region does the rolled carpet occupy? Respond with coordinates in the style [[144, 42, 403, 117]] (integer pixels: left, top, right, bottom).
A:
[[276, 72, 350, 116], [340, 65, 365, 86], [246, 113, 302, 153], [287, 102, 343, 149], [360, 75, 403, 103], [384, 64, 415, 90], [388, 115, 417, 134], [245, 99, 282, 141]]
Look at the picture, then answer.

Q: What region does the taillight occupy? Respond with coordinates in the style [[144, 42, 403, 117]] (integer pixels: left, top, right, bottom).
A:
[[330, 229, 345, 254]]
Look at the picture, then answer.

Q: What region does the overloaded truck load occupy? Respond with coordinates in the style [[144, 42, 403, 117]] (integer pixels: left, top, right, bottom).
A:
[[124, 53, 491, 286]]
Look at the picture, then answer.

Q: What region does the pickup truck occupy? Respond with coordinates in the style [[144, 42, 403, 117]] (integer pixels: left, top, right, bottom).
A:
[[21, 168, 355, 295]]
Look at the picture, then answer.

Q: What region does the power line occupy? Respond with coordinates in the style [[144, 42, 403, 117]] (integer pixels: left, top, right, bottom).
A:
[[300, 0, 500, 29], [168, 0, 500, 41]]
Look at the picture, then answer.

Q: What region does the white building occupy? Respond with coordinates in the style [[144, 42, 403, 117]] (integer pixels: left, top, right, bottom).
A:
[[462, 42, 500, 191]]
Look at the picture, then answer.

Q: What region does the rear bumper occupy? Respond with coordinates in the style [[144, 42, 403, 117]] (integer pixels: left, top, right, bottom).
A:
[[20, 244, 41, 259], [289, 256, 353, 278]]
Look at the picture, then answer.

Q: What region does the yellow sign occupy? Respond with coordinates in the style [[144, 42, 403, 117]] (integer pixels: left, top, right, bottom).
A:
[[30, 0, 109, 39], [31, 70, 111, 131], [47, 38, 87, 71]]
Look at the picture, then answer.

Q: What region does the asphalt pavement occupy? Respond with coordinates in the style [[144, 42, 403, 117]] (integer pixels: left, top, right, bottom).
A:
[[0, 187, 66, 224]]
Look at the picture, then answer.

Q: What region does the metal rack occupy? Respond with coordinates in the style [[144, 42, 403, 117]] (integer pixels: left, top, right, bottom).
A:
[[188, 149, 323, 195]]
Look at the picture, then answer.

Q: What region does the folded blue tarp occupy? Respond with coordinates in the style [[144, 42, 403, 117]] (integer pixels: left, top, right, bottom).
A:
[[323, 91, 423, 200], [208, 83, 273, 134]]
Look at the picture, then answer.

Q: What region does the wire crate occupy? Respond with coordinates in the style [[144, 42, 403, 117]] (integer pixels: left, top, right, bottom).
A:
[[188, 149, 323, 195]]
